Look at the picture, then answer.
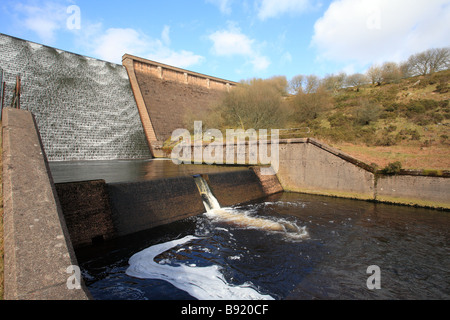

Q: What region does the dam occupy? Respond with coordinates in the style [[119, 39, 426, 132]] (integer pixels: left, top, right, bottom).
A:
[[0, 33, 151, 161], [1, 33, 449, 301]]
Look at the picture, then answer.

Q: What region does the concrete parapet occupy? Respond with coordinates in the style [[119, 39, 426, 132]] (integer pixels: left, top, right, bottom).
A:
[[2, 108, 90, 300]]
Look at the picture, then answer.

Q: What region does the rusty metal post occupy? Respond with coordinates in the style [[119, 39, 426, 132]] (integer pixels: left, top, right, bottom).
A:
[[16, 75, 21, 109]]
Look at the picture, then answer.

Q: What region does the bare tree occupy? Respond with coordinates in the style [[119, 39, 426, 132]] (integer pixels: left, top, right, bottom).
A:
[[429, 47, 450, 74], [289, 75, 304, 94], [214, 78, 288, 130], [322, 72, 347, 94], [346, 73, 369, 91], [366, 64, 383, 86], [265, 75, 289, 96], [303, 74, 321, 94], [381, 62, 402, 83], [292, 85, 332, 122], [407, 47, 450, 76], [399, 61, 413, 78]]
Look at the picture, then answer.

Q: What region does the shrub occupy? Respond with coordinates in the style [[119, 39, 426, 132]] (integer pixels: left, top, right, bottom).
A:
[[355, 101, 382, 125], [407, 101, 426, 114], [398, 128, 421, 141], [435, 82, 449, 94], [293, 86, 333, 123], [328, 112, 351, 128], [381, 161, 402, 175], [211, 77, 289, 130], [375, 134, 398, 146], [385, 125, 397, 133], [432, 113, 444, 123]]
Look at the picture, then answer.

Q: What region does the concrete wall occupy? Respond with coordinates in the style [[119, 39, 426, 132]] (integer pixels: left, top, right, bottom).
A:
[[107, 177, 206, 237], [52, 168, 281, 248], [106, 169, 280, 238], [276, 139, 450, 210], [2, 108, 90, 300], [278, 139, 375, 200], [376, 174, 450, 209], [161, 136, 449, 209], [122, 54, 237, 143], [207, 170, 267, 207], [55, 180, 116, 248]]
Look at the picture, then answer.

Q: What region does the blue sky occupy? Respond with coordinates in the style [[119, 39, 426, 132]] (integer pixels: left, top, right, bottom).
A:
[[1, 0, 449, 82]]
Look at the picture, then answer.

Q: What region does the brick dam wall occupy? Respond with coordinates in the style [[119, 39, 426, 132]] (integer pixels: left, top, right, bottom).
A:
[[0, 33, 151, 161]]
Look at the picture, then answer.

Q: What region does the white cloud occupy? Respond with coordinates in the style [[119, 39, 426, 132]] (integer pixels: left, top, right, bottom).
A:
[[251, 55, 271, 71], [12, 1, 68, 43], [92, 28, 152, 63], [91, 27, 204, 68], [257, 0, 314, 20], [206, 0, 234, 14], [209, 26, 254, 56], [8, 1, 204, 69], [161, 25, 171, 46], [281, 51, 292, 64], [208, 23, 271, 72], [311, 0, 450, 68]]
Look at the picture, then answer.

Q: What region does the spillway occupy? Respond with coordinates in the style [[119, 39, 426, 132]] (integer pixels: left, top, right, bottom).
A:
[[0, 33, 151, 161]]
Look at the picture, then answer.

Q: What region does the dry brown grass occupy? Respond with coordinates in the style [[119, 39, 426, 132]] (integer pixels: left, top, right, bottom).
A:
[[332, 142, 450, 171]]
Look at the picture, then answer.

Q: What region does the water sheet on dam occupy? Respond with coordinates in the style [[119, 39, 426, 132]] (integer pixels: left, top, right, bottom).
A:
[[0, 33, 151, 161]]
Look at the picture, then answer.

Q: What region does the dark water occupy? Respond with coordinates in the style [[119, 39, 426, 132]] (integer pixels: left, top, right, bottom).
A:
[[76, 192, 449, 300], [49, 159, 248, 184]]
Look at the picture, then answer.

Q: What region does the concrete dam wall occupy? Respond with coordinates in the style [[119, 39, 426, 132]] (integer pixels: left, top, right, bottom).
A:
[[0, 33, 151, 161], [122, 54, 238, 147]]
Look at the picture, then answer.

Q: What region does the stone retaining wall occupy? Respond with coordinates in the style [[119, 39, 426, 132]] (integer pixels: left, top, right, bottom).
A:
[[2, 108, 90, 300], [277, 139, 450, 210]]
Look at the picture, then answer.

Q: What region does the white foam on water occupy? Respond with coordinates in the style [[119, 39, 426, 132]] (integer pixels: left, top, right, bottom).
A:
[[126, 235, 274, 300], [205, 208, 310, 241]]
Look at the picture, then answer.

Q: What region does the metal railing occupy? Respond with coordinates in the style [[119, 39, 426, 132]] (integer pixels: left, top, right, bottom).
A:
[[1, 71, 24, 120]]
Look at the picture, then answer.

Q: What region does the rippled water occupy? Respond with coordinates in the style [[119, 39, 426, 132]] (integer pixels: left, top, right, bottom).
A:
[[76, 192, 449, 300]]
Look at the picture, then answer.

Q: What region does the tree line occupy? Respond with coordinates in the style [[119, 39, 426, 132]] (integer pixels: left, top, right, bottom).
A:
[[187, 47, 449, 132], [291, 47, 450, 94]]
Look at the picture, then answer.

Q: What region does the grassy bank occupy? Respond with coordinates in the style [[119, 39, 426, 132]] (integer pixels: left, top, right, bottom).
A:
[[291, 70, 450, 171]]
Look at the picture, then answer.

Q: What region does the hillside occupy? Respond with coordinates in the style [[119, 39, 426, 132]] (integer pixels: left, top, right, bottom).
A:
[[288, 70, 450, 171]]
